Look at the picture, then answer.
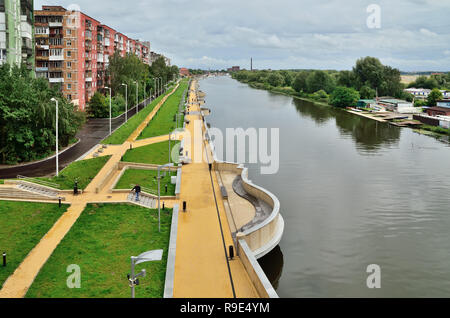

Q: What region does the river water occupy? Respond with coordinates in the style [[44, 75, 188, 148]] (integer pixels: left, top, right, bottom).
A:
[[200, 75, 450, 298]]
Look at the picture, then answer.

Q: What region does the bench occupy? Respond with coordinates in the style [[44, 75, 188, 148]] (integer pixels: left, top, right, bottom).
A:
[[220, 186, 228, 199]]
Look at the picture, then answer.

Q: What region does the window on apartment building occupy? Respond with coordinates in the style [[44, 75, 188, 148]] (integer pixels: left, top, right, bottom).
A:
[[35, 27, 48, 35], [50, 38, 62, 46], [67, 51, 71, 57], [68, 84, 72, 89], [67, 73, 72, 79], [67, 95, 72, 101], [67, 62, 72, 68], [67, 40, 72, 46], [67, 29, 71, 35], [50, 49, 62, 56]]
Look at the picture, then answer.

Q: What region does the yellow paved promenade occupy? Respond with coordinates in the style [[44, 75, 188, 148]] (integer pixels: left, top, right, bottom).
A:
[[173, 80, 258, 298], [0, 83, 180, 298]]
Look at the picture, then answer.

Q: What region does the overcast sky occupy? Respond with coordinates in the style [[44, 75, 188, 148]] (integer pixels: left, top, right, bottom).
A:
[[35, 0, 450, 72]]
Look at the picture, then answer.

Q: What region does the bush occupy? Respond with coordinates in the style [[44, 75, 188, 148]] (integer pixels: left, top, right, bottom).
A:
[[330, 86, 360, 108]]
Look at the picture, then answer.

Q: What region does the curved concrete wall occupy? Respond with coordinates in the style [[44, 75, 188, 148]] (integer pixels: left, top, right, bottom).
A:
[[213, 161, 284, 259]]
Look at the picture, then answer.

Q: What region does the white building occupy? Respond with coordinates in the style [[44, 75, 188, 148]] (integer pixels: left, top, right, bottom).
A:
[[379, 98, 421, 114]]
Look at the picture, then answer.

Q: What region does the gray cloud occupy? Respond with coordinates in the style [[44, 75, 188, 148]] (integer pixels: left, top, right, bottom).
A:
[[35, 0, 450, 71]]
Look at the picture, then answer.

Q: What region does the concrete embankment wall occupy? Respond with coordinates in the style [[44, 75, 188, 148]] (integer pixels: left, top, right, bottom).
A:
[[214, 161, 284, 259], [200, 107, 282, 298]]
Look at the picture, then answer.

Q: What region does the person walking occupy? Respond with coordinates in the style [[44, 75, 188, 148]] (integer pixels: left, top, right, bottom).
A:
[[132, 184, 141, 202]]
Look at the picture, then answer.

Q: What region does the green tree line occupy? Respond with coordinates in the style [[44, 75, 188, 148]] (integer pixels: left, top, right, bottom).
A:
[[232, 56, 415, 108], [87, 53, 179, 118], [0, 65, 85, 164]]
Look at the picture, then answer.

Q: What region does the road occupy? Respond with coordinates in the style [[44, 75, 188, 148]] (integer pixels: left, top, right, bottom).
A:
[[0, 97, 154, 179]]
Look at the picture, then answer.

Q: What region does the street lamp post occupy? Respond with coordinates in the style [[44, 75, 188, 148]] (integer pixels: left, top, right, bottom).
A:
[[121, 83, 128, 122], [128, 249, 163, 298], [153, 77, 158, 98], [157, 163, 174, 232], [50, 98, 59, 177], [104, 87, 112, 135], [135, 81, 139, 114], [158, 77, 162, 96]]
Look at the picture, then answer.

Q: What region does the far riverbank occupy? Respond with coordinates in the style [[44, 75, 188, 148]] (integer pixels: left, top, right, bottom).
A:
[[233, 78, 450, 143]]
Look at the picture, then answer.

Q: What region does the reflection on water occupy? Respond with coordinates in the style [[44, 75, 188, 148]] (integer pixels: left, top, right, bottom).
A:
[[293, 98, 401, 154], [258, 246, 284, 290], [201, 76, 450, 298]]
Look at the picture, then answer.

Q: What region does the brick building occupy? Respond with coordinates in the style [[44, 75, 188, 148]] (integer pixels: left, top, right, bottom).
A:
[[34, 5, 151, 111]]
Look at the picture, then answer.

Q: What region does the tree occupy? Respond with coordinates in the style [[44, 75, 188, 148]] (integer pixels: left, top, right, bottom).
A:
[[352, 57, 402, 97], [267, 72, 284, 87], [353, 57, 385, 90], [306, 70, 335, 94], [312, 90, 329, 102], [330, 86, 360, 108], [86, 92, 108, 118], [280, 71, 293, 87], [0, 64, 84, 164], [112, 94, 126, 117], [359, 85, 376, 99], [337, 70, 356, 87], [427, 88, 443, 106], [292, 72, 309, 93]]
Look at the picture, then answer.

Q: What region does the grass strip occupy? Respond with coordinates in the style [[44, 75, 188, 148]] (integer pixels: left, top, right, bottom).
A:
[[0, 201, 68, 288], [26, 203, 171, 298], [115, 169, 176, 195]]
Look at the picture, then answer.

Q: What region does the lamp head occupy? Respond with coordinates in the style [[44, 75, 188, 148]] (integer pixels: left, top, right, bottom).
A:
[[50, 98, 57, 102]]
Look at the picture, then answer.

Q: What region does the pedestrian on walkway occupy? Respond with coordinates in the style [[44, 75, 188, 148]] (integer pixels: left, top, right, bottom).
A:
[[132, 184, 141, 202]]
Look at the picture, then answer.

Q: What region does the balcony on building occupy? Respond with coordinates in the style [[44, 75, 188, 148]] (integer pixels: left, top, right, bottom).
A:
[[35, 26, 50, 37], [49, 72, 64, 83], [49, 61, 63, 72], [85, 40, 92, 51], [85, 20, 93, 31], [49, 54, 64, 61], [85, 75, 93, 82], [85, 30, 93, 41], [97, 53, 104, 63], [36, 53, 49, 61], [36, 66, 49, 72]]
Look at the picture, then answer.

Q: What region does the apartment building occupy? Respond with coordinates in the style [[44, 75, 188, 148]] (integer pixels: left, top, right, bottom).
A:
[[34, 5, 152, 111], [0, 0, 34, 70], [150, 50, 170, 66]]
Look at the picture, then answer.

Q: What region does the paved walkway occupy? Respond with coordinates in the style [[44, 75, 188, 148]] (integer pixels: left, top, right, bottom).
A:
[[0, 84, 180, 298], [173, 80, 258, 298]]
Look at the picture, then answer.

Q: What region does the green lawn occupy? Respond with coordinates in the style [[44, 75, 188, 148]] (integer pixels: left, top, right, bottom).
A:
[[102, 89, 173, 145], [26, 203, 172, 298], [36, 156, 111, 190], [115, 169, 176, 196], [137, 80, 188, 140], [122, 141, 180, 165], [0, 201, 68, 288]]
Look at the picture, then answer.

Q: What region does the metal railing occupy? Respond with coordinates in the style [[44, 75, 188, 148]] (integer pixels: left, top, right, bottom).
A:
[[130, 184, 157, 196], [17, 175, 61, 189]]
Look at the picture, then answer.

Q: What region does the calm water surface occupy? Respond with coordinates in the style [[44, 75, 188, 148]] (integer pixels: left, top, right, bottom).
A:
[[200, 75, 450, 298]]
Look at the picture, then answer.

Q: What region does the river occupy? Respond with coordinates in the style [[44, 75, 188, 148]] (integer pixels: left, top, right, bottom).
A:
[[200, 75, 450, 298]]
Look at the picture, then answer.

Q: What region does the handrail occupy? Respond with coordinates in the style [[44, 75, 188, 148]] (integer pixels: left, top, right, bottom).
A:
[[17, 175, 60, 189], [129, 184, 157, 195]]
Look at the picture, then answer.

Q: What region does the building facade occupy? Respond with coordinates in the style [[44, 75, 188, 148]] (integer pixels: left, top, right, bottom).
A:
[[34, 5, 151, 111], [0, 0, 34, 70]]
